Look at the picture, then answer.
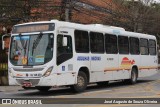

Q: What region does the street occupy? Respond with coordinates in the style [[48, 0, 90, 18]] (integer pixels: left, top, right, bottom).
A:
[[0, 71, 160, 107]]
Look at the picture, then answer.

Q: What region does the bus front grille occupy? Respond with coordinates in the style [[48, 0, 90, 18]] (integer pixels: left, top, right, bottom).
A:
[[16, 79, 40, 86], [13, 68, 44, 72]]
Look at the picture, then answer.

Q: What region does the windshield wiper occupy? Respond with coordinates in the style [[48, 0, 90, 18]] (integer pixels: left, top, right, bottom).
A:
[[32, 32, 43, 55], [19, 33, 28, 56]]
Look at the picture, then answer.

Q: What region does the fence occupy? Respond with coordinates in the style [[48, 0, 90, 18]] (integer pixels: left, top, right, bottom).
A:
[[0, 38, 8, 86]]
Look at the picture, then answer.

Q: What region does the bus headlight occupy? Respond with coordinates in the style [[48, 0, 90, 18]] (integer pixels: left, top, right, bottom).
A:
[[43, 66, 53, 77]]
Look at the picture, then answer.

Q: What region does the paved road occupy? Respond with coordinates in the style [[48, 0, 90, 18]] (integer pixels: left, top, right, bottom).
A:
[[0, 71, 160, 107]]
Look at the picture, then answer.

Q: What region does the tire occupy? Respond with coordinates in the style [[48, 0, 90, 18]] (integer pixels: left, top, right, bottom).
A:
[[36, 86, 51, 92], [97, 81, 109, 87], [71, 72, 87, 93], [129, 68, 138, 84], [22, 86, 31, 90]]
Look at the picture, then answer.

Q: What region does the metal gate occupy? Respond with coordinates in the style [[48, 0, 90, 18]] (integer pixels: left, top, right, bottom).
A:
[[0, 37, 8, 86]]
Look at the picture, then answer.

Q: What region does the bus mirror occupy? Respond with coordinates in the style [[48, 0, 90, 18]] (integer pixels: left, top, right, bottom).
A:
[[2, 41, 5, 50], [63, 37, 68, 46]]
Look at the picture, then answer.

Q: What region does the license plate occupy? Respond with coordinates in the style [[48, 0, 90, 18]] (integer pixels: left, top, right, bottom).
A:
[[23, 81, 32, 87]]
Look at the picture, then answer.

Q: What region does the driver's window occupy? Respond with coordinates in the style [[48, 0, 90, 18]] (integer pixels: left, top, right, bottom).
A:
[[57, 34, 73, 65], [57, 35, 72, 56]]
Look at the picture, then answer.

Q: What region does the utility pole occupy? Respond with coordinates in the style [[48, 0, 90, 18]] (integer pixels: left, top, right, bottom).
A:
[[65, 2, 70, 21], [62, 0, 71, 22]]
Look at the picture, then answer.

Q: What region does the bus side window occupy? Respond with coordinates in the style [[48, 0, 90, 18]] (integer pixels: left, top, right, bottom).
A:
[[105, 34, 118, 54], [129, 37, 140, 55], [118, 36, 129, 54], [90, 32, 104, 53], [57, 34, 73, 65], [149, 39, 156, 55], [140, 38, 149, 55], [74, 30, 89, 53]]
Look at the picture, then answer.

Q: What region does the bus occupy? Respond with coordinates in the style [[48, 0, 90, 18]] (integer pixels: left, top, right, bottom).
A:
[[8, 20, 158, 92]]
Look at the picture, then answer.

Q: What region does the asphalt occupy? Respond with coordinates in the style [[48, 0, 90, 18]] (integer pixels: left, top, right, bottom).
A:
[[0, 86, 34, 92], [0, 85, 23, 92]]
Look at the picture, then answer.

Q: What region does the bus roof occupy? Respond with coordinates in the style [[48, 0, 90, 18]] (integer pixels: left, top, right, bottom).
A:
[[13, 20, 156, 40]]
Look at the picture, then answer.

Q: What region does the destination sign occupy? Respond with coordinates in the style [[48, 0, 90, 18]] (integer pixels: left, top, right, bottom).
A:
[[12, 23, 55, 33]]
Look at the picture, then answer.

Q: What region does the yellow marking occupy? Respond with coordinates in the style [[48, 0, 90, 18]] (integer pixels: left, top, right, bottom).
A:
[[0, 104, 13, 106], [104, 66, 158, 72], [139, 66, 158, 70], [36, 55, 44, 58], [82, 90, 111, 96]]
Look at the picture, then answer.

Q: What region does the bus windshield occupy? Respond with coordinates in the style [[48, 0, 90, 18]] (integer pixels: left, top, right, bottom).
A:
[[10, 33, 54, 66]]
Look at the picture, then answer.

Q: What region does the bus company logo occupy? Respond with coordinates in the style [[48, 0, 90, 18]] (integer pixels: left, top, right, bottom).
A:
[[121, 57, 135, 67], [16, 73, 23, 77]]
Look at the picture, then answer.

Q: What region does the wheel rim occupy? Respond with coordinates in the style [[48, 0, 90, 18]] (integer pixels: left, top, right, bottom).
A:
[[132, 71, 136, 82], [77, 76, 85, 87]]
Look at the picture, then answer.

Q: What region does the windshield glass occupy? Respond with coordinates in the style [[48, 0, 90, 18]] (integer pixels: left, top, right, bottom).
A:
[[10, 33, 54, 66]]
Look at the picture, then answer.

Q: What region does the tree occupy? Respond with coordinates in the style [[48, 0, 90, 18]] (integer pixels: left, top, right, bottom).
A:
[[0, 0, 40, 34], [110, 0, 160, 34]]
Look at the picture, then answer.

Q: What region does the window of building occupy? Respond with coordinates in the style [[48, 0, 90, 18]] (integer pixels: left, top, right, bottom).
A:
[[74, 30, 89, 53], [129, 37, 140, 55], [90, 32, 104, 53], [105, 34, 118, 54], [140, 38, 149, 55], [149, 39, 156, 55], [118, 36, 129, 54]]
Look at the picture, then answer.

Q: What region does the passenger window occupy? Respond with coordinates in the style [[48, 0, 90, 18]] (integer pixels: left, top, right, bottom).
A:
[[130, 37, 140, 55], [118, 36, 129, 54], [140, 38, 149, 55], [90, 32, 104, 53], [74, 30, 89, 53], [105, 34, 118, 54], [149, 39, 156, 55]]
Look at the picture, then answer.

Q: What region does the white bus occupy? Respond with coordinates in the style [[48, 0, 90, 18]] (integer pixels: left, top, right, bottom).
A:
[[8, 20, 158, 92]]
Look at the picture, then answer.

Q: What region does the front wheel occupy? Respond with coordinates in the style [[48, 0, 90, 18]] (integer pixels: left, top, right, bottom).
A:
[[71, 72, 87, 93], [36, 86, 51, 92]]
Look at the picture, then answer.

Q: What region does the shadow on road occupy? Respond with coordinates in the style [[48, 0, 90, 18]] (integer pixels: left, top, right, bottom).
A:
[[12, 79, 155, 97]]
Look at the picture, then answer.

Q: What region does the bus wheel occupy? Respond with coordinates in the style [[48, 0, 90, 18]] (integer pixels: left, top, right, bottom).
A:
[[130, 68, 138, 84], [71, 72, 87, 93], [22, 86, 31, 90], [36, 86, 51, 92], [97, 81, 109, 87]]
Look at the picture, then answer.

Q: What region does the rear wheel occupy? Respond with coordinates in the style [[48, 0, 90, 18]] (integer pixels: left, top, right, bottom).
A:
[[36, 86, 51, 92], [129, 68, 138, 84], [71, 72, 87, 93]]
